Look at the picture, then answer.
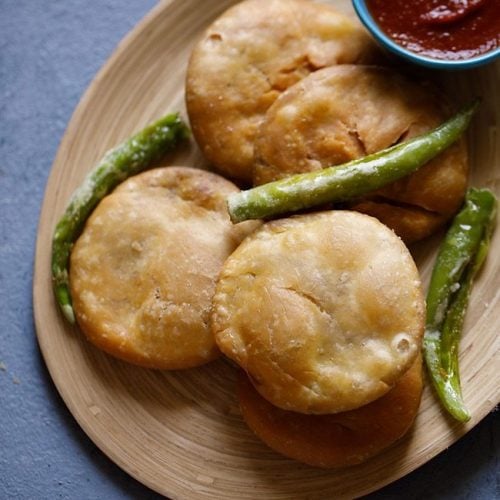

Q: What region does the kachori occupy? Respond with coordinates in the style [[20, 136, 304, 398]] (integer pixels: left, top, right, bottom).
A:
[[212, 211, 425, 414], [70, 166, 258, 369], [254, 65, 468, 242], [238, 355, 423, 468]]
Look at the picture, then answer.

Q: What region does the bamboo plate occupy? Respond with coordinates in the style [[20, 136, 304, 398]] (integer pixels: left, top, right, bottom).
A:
[[33, 0, 499, 498]]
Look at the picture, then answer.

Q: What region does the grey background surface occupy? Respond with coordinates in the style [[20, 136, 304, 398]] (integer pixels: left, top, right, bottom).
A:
[[0, 0, 498, 498]]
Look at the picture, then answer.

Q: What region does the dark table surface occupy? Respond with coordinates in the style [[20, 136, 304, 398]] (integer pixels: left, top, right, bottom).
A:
[[0, 1, 498, 498]]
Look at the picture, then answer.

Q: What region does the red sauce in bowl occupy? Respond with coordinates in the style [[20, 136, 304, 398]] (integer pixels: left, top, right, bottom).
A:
[[366, 0, 500, 60]]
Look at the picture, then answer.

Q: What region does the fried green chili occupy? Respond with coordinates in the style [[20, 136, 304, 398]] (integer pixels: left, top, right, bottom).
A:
[[52, 112, 190, 324], [227, 99, 479, 223], [424, 188, 497, 422]]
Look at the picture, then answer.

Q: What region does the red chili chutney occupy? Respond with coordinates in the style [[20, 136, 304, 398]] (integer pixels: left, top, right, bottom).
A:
[[366, 0, 500, 60]]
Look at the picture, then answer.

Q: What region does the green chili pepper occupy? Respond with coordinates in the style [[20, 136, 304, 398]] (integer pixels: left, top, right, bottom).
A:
[[52, 112, 190, 324], [227, 99, 479, 223], [424, 188, 497, 422]]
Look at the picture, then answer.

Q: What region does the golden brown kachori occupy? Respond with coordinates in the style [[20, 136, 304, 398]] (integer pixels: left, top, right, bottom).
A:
[[212, 211, 425, 414], [254, 65, 468, 243], [186, 0, 380, 183], [238, 355, 423, 468], [70, 166, 258, 369]]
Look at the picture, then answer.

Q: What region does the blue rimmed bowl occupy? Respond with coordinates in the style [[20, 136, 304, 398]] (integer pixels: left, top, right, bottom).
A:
[[352, 0, 500, 70]]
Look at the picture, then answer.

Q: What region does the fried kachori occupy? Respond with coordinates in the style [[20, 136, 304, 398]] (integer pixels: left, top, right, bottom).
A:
[[212, 211, 425, 414], [238, 355, 423, 468], [70, 166, 258, 369], [254, 65, 468, 242]]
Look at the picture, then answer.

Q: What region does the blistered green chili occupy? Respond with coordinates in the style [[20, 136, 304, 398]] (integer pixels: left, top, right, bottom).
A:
[[227, 99, 479, 223], [52, 113, 190, 324], [424, 187, 497, 422]]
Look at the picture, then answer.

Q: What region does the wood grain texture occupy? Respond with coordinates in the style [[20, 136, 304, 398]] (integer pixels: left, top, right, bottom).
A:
[[33, 0, 500, 498]]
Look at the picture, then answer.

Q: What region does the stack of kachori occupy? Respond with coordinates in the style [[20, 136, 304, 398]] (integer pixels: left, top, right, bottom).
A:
[[68, 0, 470, 469], [211, 211, 425, 467], [186, 0, 380, 184]]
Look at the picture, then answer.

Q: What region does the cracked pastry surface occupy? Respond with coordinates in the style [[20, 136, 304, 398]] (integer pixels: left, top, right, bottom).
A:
[[70, 166, 258, 369], [212, 211, 424, 414], [238, 355, 423, 468], [185, 0, 379, 184], [254, 65, 468, 243]]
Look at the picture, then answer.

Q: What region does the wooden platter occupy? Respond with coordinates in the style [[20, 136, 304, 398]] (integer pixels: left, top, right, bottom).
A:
[[33, 1, 500, 498]]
